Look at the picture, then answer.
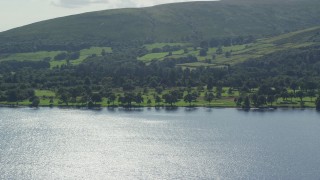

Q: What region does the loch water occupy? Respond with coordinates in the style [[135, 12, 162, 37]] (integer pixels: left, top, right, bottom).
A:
[[1, 107, 320, 179]]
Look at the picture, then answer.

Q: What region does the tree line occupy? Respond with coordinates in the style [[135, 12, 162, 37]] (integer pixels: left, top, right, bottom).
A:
[[1, 45, 320, 109]]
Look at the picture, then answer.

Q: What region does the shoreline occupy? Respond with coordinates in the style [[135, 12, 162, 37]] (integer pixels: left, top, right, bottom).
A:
[[0, 104, 316, 111]]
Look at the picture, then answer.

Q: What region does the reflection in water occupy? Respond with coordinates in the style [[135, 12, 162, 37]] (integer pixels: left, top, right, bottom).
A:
[[0, 108, 320, 179], [118, 107, 145, 113], [106, 107, 116, 112], [163, 106, 179, 112], [184, 107, 198, 112]]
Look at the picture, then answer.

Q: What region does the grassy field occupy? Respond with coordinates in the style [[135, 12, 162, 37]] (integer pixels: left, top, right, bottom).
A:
[[35, 90, 56, 97], [0, 51, 64, 62], [138, 52, 170, 62], [0, 46, 112, 68]]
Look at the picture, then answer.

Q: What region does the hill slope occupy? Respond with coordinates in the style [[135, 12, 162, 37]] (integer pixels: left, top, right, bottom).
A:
[[1, 26, 320, 69], [137, 26, 320, 66], [1, 0, 320, 53]]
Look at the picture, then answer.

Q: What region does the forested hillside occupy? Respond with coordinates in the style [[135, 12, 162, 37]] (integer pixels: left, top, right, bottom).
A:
[[1, 0, 320, 53]]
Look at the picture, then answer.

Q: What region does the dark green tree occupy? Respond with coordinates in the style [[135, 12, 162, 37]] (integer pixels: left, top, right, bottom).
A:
[[243, 96, 251, 109], [108, 93, 116, 106], [68, 51, 80, 60], [122, 81, 135, 91], [216, 46, 223, 55], [296, 91, 304, 103], [250, 94, 258, 107], [228, 88, 233, 95], [31, 97, 40, 107], [307, 90, 316, 102], [155, 87, 163, 94], [315, 97, 320, 111], [199, 48, 208, 57], [54, 52, 67, 60], [101, 49, 106, 56], [84, 77, 91, 86], [257, 95, 266, 107], [290, 82, 298, 95], [267, 95, 275, 106], [135, 93, 144, 106], [163, 92, 178, 107], [123, 93, 135, 107], [207, 77, 214, 91], [49, 97, 54, 106], [235, 97, 243, 107], [281, 91, 289, 101], [216, 86, 222, 99], [205, 92, 214, 105], [6, 90, 18, 104], [91, 93, 102, 105], [184, 93, 196, 106], [289, 92, 295, 102], [200, 41, 209, 49], [155, 96, 162, 106], [60, 93, 70, 106]]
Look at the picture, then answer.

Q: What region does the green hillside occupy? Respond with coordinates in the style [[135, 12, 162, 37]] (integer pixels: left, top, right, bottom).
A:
[[1, 26, 319, 69], [138, 26, 320, 67], [1, 0, 320, 53]]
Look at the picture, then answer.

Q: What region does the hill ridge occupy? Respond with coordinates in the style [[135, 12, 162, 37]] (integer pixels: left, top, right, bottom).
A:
[[1, 0, 320, 53]]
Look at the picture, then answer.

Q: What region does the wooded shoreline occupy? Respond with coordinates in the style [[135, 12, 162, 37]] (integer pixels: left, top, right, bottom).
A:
[[0, 103, 317, 111]]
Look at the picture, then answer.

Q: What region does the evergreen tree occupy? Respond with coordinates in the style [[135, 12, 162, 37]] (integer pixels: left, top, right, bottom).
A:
[[155, 96, 162, 106], [296, 91, 304, 103], [135, 93, 144, 106], [207, 77, 214, 91], [31, 97, 40, 107], [184, 93, 196, 106], [205, 92, 214, 105], [243, 96, 251, 109], [315, 97, 320, 111], [267, 95, 275, 106], [108, 93, 116, 106]]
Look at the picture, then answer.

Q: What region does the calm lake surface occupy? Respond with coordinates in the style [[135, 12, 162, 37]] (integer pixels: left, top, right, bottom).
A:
[[1, 107, 320, 179]]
